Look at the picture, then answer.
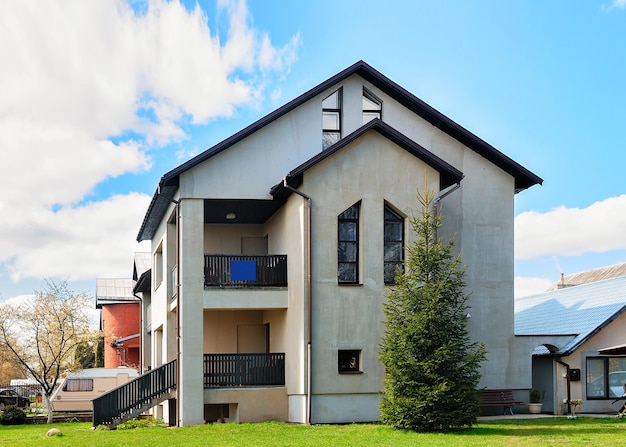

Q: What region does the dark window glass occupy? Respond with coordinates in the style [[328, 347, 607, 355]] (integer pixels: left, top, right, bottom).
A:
[[586, 357, 626, 399], [323, 89, 342, 149], [338, 202, 360, 284], [384, 205, 404, 284], [62, 378, 94, 392], [338, 350, 361, 373]]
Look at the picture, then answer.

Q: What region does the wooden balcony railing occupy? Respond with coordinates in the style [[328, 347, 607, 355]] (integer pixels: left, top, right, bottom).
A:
[[203, 353, 285, 387], [204, 255, 287, 288]]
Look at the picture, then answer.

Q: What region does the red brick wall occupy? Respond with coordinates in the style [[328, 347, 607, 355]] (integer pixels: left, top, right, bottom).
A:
[[101, 303, 140, 368]]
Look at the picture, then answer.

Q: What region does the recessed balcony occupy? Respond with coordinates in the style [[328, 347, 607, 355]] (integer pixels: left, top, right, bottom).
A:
[[204, 254, 287, 288]]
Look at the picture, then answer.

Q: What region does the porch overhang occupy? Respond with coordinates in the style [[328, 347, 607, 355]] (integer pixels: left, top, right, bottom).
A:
[[598, 344, 626, 355], [204, 199, 285, 224]]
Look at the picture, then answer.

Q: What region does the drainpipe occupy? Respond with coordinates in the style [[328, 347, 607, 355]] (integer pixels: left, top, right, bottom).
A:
[[555, 357, 571, 415], [282, 178, 313, 425], [432, 183, 461, 241], [133, 291, 144, 373]]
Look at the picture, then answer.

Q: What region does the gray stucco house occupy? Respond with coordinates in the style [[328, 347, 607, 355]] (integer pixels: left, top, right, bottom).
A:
[[516, 263, 626, 415], [95, 61, 542, 427]]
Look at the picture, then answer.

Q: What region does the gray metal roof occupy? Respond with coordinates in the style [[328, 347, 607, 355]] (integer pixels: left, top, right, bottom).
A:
[[95, 278, 139, 308], [515, 275, 626, 355], [133, 252, 151, 281]]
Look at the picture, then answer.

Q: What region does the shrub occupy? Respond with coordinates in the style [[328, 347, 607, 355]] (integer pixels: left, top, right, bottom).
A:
[[0, 406, 27, 425]]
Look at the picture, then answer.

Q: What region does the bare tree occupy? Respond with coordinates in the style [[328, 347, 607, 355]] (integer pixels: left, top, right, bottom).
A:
[[0, 280, 100, 423]]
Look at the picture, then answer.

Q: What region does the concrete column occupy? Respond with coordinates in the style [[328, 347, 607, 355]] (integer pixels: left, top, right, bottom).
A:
[[178, 198, 204, 426]]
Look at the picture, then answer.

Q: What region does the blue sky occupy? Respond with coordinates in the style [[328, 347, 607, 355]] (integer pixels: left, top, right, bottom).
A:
[[2, 0, 626, 302]]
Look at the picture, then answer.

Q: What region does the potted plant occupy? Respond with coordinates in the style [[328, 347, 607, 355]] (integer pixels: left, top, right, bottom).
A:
[[568, 399, 582, 419], [528, 389, 543, 414]]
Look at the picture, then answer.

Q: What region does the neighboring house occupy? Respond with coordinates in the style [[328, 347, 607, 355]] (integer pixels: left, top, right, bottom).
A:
[[548, 262, 626, 290], [516, 265, 626, 415], [100, 60, 542, 427], [96, 254, 149, 368]]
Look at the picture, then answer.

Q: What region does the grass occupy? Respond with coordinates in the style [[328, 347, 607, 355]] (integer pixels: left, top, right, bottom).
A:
[[1, 417, 626, 446]]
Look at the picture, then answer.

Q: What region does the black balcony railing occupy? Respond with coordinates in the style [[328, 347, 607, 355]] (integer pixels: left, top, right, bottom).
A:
[[204, 255, 287, 288], [203, 353, 285, 387], [92, 360, 176, 427]]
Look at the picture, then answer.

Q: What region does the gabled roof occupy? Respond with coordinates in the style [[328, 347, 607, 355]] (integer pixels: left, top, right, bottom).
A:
[[137, 60, 542, 242], [269, 119, 464, 199], [515, 275, 626, 355], [95, 278, 139, 309]]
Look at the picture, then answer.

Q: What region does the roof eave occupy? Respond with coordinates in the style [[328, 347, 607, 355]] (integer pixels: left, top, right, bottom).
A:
[[139, 60, 541, 241], [270, 119, 464, 199]]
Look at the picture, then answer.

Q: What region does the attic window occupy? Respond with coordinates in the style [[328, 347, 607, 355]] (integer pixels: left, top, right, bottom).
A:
[[322, 88, 342, 149], [362, 87, 382, 124]]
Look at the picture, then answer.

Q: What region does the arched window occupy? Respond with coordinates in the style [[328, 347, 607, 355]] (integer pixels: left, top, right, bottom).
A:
[[338, 202, 360, 284], [384, 204, 404, 284]]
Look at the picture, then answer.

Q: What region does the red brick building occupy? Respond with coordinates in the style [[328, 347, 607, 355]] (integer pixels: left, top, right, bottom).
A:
[[96, 278, 141, 368]]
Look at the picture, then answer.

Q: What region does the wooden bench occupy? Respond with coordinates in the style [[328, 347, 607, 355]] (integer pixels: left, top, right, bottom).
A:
[[478, 389, 524, 415]]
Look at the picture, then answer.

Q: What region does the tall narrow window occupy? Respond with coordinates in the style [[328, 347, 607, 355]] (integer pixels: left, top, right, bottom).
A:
[[362, 87, 382, 124], [338, 202, 360, 284], [323, 89, 342, 149], [384, 205, 404, 284]]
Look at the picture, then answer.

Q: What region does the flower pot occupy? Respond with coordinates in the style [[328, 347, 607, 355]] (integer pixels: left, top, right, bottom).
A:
[[528, 403, 543, 414]]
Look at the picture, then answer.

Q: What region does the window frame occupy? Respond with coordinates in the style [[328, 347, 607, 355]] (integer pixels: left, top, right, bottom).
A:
[[62, 378, 94, 392], [383, 204, 405, 285], [362, 87, 382, 124], [322, 88, 342, 149], [585, 356, 626, 400], [338, 349, 362, 374], [338, 202, 360, 284]]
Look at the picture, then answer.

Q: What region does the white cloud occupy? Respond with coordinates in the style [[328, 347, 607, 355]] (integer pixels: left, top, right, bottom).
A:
[[514, 276, 553, 298], [3, 193, 151, 282], [0, 0, 298, 285], [515, 195, 626, 260], [610, 0, 626, 9]]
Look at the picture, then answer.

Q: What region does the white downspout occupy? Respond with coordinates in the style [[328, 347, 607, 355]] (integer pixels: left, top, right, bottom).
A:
[[282, 178, 313, 424]]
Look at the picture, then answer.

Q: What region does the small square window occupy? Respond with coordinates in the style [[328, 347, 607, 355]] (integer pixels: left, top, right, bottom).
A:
[[338, 350, 361, 373]]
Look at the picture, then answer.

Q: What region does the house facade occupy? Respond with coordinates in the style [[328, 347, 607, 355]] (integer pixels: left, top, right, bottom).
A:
[[95, 278, 141, 368], [133, 61, 541, 426], [516, 264, 626, 415]]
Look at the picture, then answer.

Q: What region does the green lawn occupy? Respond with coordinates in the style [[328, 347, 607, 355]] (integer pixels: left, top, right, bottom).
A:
[[1, 417, 625, 446]]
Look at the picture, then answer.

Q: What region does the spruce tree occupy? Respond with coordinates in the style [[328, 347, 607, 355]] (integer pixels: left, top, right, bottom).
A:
[[379, 190, 486, 431]]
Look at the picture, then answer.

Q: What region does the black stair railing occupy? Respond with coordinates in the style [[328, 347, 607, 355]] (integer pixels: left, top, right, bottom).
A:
[[92, 359, 176, 427]]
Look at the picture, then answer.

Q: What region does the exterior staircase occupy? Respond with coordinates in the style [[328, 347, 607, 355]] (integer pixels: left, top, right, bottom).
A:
[[92, 359, 176, 429]]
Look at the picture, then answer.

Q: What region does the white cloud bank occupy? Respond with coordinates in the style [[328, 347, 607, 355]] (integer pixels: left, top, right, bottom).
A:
[[514, 194, 626, 297], [515, 195, 626, 260], [0, 0, 299, 283]]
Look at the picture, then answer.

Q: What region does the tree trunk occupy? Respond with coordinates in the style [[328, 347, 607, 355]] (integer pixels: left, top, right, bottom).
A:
[[43, 393, 54, 424]]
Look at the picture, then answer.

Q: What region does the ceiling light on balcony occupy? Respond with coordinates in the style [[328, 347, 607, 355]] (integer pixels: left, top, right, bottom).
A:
[[226, 212, 236, 220]]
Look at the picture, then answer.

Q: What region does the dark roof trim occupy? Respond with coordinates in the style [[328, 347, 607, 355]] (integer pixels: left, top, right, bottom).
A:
[[138, 60, 542, 241], [269, 119, 464, 199], [95, 297, 140, 309], [133, 269, 152, 295], [598, 344, 626, 355], [558, 303, 626, 356]]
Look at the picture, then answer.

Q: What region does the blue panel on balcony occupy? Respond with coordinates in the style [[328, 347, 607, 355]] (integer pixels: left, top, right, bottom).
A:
[[231, 260, 257, 281]]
